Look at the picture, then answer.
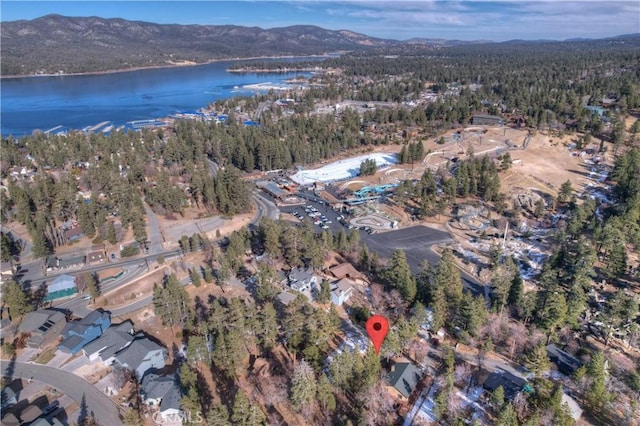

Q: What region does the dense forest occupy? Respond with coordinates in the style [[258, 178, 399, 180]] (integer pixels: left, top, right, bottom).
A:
[[0, 14, 396, 76]]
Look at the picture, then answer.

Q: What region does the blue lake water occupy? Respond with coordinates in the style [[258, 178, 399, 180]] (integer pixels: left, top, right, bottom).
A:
[[0, 57, 318, 136]]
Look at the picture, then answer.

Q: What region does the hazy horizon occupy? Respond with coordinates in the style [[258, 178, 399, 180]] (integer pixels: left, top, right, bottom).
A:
[[1, 1, 639, 42]]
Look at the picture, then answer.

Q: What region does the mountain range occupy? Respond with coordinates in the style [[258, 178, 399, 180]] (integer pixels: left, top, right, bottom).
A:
[[1, 14, 638, 77]]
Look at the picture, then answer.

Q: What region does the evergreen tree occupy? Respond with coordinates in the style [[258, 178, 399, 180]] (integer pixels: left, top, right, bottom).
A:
[[316, 373, 336, 414], [206, 403, 231, 426], [586, 351, 611, 413], [1, 279, 32, 319], [381, 249, 417, 302], [107, 221, 117, 244], [290, 359, 318, 410], [317, 279, 331, 304]]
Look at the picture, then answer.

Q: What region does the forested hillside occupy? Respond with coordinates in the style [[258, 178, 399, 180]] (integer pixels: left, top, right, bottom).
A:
[[0, 14, 396, 76]]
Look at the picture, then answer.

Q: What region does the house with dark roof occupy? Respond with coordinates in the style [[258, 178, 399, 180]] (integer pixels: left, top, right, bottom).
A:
[[57, 255, 85, 270], [63, 227, 84, 242], [288, 267, 318, 293], [386, 362, 421, 401], [17, 309, 67, 348], [1, 383, 18, 410], [83, 321, 135, 364], [114, 336, 166, 380], [482, 371, 528, 401], [59, 310, 111, 354], [546, 344, 583, 376], [141, 373, 183, 420]]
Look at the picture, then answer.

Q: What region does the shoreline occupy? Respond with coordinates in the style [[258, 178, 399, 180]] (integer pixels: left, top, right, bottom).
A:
[[0, 54, 333, 80]]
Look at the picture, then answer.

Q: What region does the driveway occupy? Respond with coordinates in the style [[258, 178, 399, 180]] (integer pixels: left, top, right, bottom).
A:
[[1, 360, 121, 426]]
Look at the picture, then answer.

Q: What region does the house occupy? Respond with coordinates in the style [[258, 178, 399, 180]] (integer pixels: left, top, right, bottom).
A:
[[17, 309, 67, 348], [30, 417, 64, 426], [57, 255, 85, 270], [276, 270, 289, 287], [276, 291, 298, 307], [288, 267, 318, 292], [471, 114, 504, 126], [63, 227, 85, 242], [46, 274, 77, 301], [546, 344, 583, 376], [59, 310, 111, 354], [87, 251, 106, 264], [328, 262, 369, 285], [1, 412, 19, 426], [561, 392, 583, 421], [19, 404, 43, 424], [141, 373, 183, 419], [483, 371, 528, 401], [0, 261, 15, 282], [114, 336, 167, 380], [1, 383, 19, 410], [386, 362, 421, 400], [330, 278, 354, 306], [45, 256, 58, 272], [83, 321, 135, 364]]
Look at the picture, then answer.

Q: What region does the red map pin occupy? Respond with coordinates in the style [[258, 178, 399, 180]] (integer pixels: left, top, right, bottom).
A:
[[366, 315, 389, 355]]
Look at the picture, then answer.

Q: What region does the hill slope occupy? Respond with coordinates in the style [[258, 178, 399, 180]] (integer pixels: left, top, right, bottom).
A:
[[0, 14, 399, 76]]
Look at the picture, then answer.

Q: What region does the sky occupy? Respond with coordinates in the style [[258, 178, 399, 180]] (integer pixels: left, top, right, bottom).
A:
[[1, 1, 639, 42]]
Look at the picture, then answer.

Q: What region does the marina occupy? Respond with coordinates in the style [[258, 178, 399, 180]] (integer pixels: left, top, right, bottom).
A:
[[1, 57, 321, 136]]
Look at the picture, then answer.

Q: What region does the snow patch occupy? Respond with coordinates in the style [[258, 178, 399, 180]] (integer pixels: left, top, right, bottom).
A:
[[290, 153, 398, 185]]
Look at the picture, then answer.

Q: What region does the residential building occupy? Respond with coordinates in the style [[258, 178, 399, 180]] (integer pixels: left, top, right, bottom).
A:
[[328, 262, 369, 285], [482, 371, 528, 401], [141, 373, 182, 420], [1, 383, 18, 410], [59, 310, 111, 354], [114, 336, 167, 380], [63, 227, 85, 242], [288, 267, 318, 293], [562, 392, 583, 421], [87, 251, 106, 264], [276, 291, 297, 307], [386, 361, 421, 401], [83, 321, 135, 363], [17, 309, 67, 348], [0, 261, 15, 282], [546, 344, 583, 376], [330, 278, 354, 306], [57, 255, 85, 270], [46, 274, 77, 301]]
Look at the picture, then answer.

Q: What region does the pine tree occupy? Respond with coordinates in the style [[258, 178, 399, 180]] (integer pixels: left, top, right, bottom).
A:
[[317, 373, 336, 415], [382, 249, 417, 302], [85, 272, 100, 301], [586, 351, 611, 412], [190, 267, 202, 287], [1, 279, 32, 319], [290, 359, 318, 410], [107, 221, 117, 244], [206, 403, 231, 426]]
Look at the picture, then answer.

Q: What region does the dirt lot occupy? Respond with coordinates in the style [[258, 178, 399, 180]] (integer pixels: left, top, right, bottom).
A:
[[95, 265, 170, 308]]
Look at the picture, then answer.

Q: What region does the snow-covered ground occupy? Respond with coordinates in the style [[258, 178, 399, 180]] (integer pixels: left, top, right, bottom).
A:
[[290, 152, 398, 185]]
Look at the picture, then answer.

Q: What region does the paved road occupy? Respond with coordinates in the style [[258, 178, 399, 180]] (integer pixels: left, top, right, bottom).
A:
[[143, 202, 164, 255], [0, 360, 121, 426]]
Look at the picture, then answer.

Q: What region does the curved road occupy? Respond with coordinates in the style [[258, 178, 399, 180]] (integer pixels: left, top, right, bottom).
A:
[[0, 360, 121, 426]]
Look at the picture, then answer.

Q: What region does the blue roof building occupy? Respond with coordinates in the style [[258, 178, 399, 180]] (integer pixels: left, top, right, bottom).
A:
[[46, 274, 78, 301], [59, 310, 111, 354]]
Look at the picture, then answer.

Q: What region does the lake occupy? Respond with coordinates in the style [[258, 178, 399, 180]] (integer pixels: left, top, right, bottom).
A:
[[0, 57, 319, 136]]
